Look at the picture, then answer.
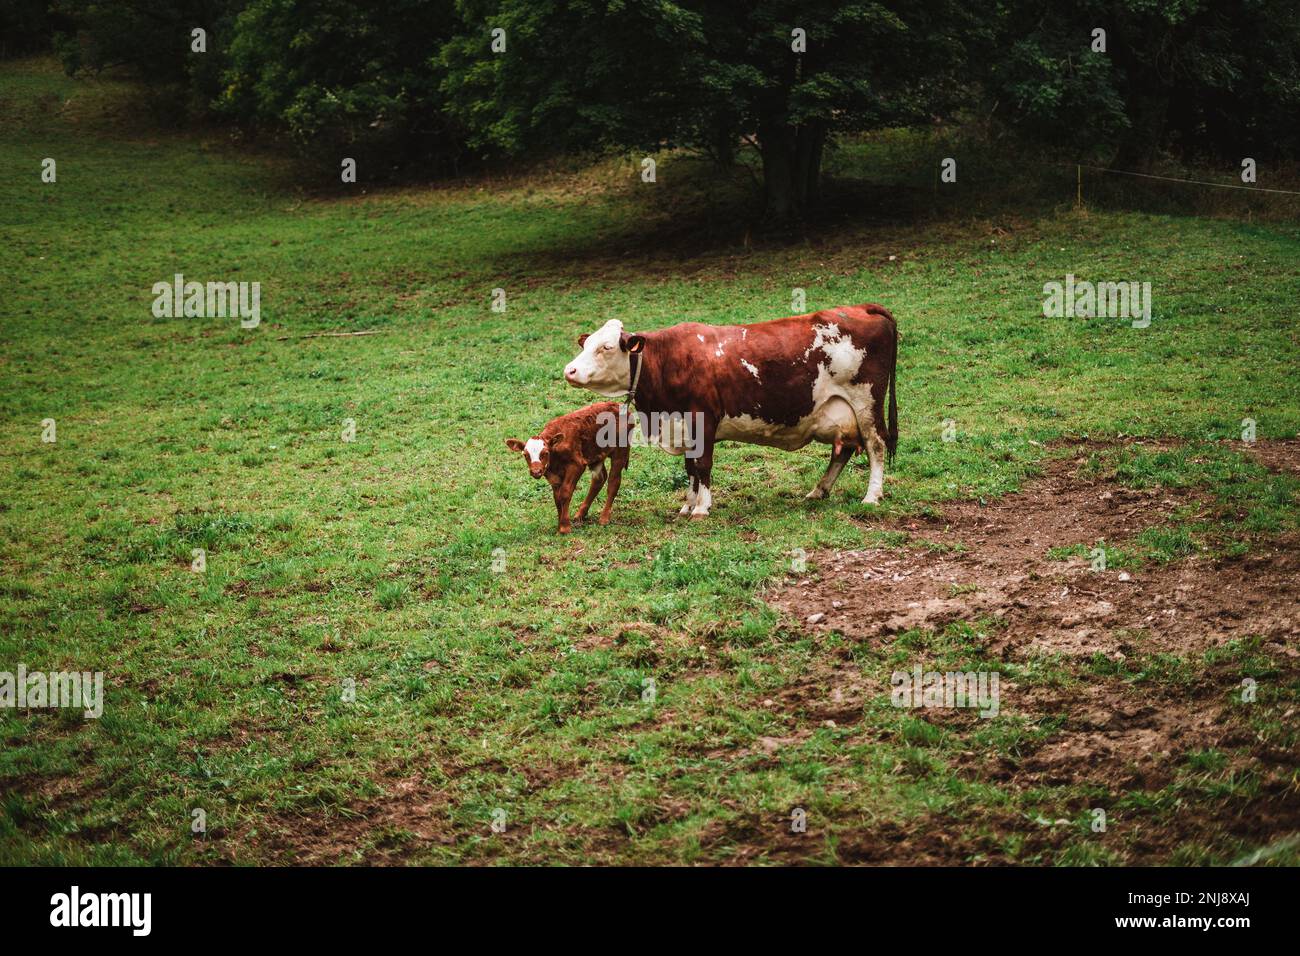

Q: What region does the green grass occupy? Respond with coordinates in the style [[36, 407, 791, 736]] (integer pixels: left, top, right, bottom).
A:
[[1, 57, 1298, 866], [1081, 443, 1300, 558], [1046, 540, 1142, 570]]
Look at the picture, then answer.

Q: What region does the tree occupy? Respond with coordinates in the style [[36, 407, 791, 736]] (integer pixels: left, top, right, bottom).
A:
[[51, 0, 235, 103], [42, 0, 1300, 189], [441, 0, 983, 220], [216, 0, 462, 171], [985, 0, 1300, 167], [1, 0, 72, 58]]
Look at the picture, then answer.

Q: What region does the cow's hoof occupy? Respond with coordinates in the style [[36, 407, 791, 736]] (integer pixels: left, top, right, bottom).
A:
[[689, 512, 709, 521], [861, 496, 882, 506], [597, 514, 611, 525], [557, 525, 572, 534], [805, 488, 827, 500]]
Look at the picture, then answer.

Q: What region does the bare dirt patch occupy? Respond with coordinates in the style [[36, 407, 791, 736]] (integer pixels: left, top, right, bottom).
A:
[[1242, 437, 1300, 476], [769, 442, 1299, 660], [994, 679, 1237, 790], [223, 754, 603, 865], [225, 773, 458, 865]]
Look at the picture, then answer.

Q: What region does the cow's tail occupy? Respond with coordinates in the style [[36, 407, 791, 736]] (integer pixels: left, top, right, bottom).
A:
[[886, 315, 898, 463]]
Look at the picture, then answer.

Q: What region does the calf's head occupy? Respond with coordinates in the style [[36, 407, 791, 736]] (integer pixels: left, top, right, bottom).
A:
[[505, 436, 551, 478], [565, 319, 645, 396]]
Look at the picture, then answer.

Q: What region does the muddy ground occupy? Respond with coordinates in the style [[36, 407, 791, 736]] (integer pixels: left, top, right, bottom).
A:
[[772, 441, 1299, 659], [762, 440, 1299, 861]]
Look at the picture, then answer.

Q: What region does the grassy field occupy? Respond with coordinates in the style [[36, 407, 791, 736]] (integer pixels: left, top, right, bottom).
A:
[[1, 57, 1298, 865]]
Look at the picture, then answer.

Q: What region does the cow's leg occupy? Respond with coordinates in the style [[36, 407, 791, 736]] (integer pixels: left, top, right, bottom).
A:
[[806, 442, 854, 500], [863, 429, 887, 504], [598, 455, 623, 525], [687, 425, 717, 519], [574, 463, 607, 522], [861, 386, 891, 505], [677, 470, 697, 516]]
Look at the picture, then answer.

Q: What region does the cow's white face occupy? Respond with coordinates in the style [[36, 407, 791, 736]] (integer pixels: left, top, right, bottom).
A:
[[565, 319, 640, 396]]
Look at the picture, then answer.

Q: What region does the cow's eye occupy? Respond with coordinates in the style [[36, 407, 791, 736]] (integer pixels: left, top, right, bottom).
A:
[[600, 344, 614, 352]]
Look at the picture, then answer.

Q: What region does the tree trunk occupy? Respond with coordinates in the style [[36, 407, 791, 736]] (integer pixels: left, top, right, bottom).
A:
[[797, 120, 825, 208], [1114, 91, 1169, 171], [759, 116, 795, 219], [1110, 25, 1171, 172], [759, 114, 826, 221], [709, 110, 738, 169]]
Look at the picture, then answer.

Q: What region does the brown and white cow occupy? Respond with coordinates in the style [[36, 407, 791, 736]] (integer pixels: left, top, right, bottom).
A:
[[563, 304, 898, 517]]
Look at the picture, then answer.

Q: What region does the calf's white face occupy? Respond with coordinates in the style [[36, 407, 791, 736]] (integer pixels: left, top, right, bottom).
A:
[[565, 319, 634, 397], [505, 436, 549, 477]]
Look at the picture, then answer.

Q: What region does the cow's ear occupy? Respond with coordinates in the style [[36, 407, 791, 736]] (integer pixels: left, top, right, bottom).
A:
[[505, 438, 525, 452], [577, 333, 590, 348], [623, 334, 646, 354]]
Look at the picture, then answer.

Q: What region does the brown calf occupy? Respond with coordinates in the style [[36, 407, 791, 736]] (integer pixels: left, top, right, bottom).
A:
[[505, 402, 630, 534]]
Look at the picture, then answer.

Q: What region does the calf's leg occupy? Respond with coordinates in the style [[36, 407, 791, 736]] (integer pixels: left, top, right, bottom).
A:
[[552, 468, 581, 533], [599, 455, 624, 525], [574, 463, 607, 522]]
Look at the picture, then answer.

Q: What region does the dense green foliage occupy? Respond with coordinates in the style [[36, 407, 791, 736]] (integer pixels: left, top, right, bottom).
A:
[[440, 0, 984, 217], [15, 0, 1299, 210], [50, 0, 233, 105], [219, 0, 462, 171], [988, 0, 1300, 165], [0, 0, 69, 58]]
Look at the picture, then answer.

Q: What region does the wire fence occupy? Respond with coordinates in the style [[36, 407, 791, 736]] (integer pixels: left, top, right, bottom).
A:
[[1060, 161, 1300, 199]]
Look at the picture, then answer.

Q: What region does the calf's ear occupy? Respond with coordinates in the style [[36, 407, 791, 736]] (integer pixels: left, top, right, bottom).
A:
[[505, 438, 525, 452], [623, 333, 646, 354], [577, 333, 590, 348]]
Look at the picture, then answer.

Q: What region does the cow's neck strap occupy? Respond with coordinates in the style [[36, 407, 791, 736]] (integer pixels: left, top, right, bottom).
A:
[[626, 351, 643, 406]]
